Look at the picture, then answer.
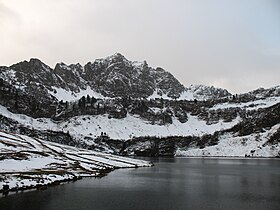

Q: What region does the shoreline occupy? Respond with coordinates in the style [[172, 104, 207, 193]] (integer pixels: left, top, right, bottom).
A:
[[0, 164, 154, 196]]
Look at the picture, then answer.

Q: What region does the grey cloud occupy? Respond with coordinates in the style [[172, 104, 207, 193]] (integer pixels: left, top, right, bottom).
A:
[[0, 0, 279, 93], [0, 2, 20, 24]]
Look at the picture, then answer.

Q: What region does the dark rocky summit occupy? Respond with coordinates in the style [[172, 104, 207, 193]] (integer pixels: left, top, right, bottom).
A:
[[0, 53, 186, 101]]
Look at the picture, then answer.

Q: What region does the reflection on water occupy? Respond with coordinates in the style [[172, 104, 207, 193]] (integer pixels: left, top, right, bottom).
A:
[[1, 158, 280, 210]]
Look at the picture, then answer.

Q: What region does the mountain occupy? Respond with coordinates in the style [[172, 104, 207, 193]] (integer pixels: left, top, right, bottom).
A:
[[1, 53, 185, 100], [0, 53, 279, 157], [0, 53, 232, 102]]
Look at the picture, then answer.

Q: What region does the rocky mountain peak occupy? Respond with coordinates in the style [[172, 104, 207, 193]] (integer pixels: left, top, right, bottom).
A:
[[10, 58, 52, 74], [106, 52, 127, 61], [79, 53, 185, 98], [1, 54, 263, 101]]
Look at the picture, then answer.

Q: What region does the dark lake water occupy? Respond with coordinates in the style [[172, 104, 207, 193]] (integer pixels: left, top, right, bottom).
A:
[[1, 157, 280, 210]]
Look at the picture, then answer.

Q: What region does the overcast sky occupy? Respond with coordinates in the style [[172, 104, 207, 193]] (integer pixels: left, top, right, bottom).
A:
[[0, 0, 279, 93]]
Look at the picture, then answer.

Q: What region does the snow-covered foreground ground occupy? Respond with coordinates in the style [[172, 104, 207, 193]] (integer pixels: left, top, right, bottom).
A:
[[0, 131, 152, 193], [176, 124, 280, 157]]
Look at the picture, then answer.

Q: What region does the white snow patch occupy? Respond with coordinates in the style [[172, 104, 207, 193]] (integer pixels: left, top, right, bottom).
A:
[[178, 90, 195, 100], [49, 86, 107, 101], [0, 156, 63, 173], [61, 114, 240, 140], [147, 88, 173, 100]]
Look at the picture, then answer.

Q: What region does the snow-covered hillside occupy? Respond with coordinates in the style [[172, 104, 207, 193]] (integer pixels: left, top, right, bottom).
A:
[[176, 124, 280, 157], [0, 94, 279, 157], [210, 96, 280, 111], [0, 131, 152, 193], [0, 104, 240, 140]]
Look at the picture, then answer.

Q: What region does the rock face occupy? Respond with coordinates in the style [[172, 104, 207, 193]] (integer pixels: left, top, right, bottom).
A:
[[186, 84, 231, 100], [0, 53, 279, 157], [0, 53, 185, 101], [83, 53, 185, 98]]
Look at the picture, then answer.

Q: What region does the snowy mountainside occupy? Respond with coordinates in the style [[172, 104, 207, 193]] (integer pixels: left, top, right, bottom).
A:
[[0, 54, 280, 157], [147, 84, 231, 101], [0, 95, 279, 157], [0, 130, 151, 193], [176, 124, 280, 157], [0, 104, 240, 140], [243, 85, 280, 99], [123, 102, 280, 157], [184, 84, 231, 100]]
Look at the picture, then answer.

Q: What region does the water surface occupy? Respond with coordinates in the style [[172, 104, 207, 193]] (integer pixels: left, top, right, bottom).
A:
[[1, 158, 280, 210]]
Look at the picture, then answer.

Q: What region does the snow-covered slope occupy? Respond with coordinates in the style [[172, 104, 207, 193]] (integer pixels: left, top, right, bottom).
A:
[[0, 104, 240, 140], [147, 84, 231, 101], [176, 124, 280, 157], [210, 96, 280, 111], [1, 95, 279, 157], [63, 114, 240, 140], [0, 131, 152, 193]]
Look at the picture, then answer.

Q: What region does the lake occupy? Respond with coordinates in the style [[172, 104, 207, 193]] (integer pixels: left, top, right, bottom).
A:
[[1, 157, 280, 210]]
